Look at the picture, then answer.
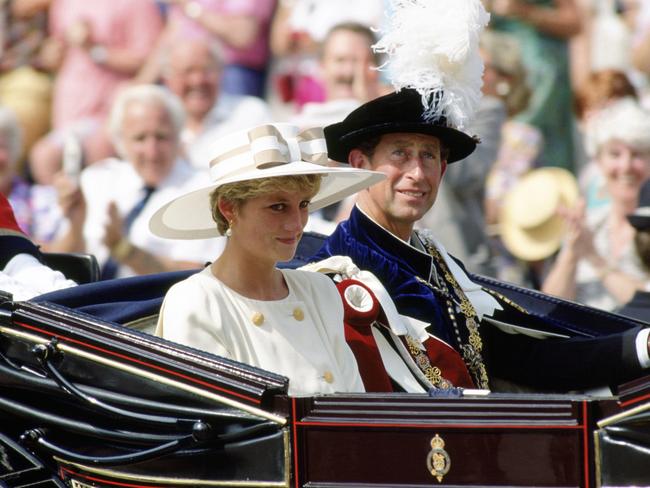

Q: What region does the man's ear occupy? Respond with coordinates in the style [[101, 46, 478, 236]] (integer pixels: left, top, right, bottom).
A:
[[349, 149, 371, 169], [441, 160, 448, 177]]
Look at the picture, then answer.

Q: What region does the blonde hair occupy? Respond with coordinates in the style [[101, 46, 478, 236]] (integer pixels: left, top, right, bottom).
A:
[[209, 175, 322, 234], [480, 30, 530, 117]]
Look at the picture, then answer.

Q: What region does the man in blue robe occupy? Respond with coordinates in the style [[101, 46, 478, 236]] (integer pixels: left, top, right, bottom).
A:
[[312, 88, 650, 392]]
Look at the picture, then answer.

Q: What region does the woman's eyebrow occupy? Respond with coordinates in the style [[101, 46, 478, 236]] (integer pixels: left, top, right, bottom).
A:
[[265, 195, 293, 204]]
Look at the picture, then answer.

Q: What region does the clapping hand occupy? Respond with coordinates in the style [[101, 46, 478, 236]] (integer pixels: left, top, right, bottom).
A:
[[52, 172, 85, 228], [557, 199, 597, 259]]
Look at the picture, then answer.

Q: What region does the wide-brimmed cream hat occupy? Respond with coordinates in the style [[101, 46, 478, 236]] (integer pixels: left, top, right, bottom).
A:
[[499, 167, 579, 261], [149, 123, 385, 239]]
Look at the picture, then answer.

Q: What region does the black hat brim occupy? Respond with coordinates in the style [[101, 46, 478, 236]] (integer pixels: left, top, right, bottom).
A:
[[324, 89, 477, 164]]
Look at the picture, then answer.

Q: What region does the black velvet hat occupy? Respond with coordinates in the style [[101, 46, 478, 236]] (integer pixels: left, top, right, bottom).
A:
[[324, 89, 478, 164], [628, 179, 650, 231]]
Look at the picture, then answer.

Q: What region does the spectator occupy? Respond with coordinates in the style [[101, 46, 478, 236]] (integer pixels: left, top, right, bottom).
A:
[[543, 98, 650, 311], [489, 0, 582, 173], [485, 69, 637, 287], [627, 0, 650, 103], [290, 22, 387, 131], [497, 166, 579, 289], [574, 69, 638, 212], [269, 0, 384, 109], [160, 39, 272, 170], [29, 0, 163, 185], [138, 0, 277, 98], [574, 69, 638, 124], [571, 0, 634, 85], [0, 106, 63, 246], [0, 0, 53, 173], [57, 84, 224, 279]]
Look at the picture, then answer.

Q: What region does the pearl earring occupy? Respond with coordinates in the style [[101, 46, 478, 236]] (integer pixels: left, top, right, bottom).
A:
[[225, 221, 233, 237]]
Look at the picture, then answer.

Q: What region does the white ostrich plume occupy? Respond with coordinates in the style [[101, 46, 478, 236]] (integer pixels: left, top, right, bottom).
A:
[[373, 0, 490, 130]]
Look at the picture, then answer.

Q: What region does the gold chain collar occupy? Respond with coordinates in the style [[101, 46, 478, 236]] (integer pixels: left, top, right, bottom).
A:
[[418, 240, 490, 390]]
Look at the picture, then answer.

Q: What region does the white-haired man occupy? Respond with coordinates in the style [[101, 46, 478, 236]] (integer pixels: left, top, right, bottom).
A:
[[161, 38, 272, 170], [59, 84, 224, 279]]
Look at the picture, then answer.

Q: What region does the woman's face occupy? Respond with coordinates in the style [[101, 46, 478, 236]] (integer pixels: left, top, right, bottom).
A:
[[598, 139, 650, 207], [229, 189, 312, 265]]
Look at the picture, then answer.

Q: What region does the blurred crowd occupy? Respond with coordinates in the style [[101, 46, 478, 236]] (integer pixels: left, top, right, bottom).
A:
[[2, 0, 650, 317]]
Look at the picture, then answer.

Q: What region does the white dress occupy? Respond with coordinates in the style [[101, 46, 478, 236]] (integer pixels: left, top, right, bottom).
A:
[[156, 267, 365, 396]]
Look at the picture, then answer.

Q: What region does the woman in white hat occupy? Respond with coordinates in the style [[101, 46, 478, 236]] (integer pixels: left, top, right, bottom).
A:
[[150, 123, 383, 396], [542, 98, 650, 311]]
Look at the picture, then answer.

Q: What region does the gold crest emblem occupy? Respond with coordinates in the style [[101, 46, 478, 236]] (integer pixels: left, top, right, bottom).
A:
[[426, 434, 451, 482]]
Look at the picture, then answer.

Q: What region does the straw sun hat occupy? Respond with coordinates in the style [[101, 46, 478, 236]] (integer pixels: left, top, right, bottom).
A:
[[149, 123, 385, 239], [499, 167, 579, 262]]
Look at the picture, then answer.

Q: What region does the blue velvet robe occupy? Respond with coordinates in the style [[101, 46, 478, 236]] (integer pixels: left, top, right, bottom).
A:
[[312, 206, 647, 391], [315, 207, 467, 350]]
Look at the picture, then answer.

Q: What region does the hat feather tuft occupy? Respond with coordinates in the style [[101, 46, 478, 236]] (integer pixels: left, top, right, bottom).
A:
[[373, 0, 490, 130]]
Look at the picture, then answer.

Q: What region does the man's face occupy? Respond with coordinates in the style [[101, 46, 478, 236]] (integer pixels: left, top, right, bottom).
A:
[[120, 101, 178, 187], [320, 29, 373, 101], [164, 42, 220, 121], [350, 133, 447, 238]]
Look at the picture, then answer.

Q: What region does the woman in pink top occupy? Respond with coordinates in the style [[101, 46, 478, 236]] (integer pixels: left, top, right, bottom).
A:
[[148, 0, 276, 98], [28, 0, 163, 185]]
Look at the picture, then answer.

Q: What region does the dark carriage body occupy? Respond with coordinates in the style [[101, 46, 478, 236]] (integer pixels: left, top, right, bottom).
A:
[[1, 233, 649, 487]]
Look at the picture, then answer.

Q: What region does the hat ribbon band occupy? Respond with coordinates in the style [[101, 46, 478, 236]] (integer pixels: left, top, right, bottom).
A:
[[209, 125, 329, 171]]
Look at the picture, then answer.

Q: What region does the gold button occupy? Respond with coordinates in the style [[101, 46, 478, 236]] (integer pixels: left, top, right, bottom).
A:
[[323, 371, 334, 384], [251, 312, 264, 326], [292, 307, 304, 321]]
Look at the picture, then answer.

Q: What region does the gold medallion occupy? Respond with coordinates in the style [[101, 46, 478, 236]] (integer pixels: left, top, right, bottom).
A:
[[426, 434, 451, 482]]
